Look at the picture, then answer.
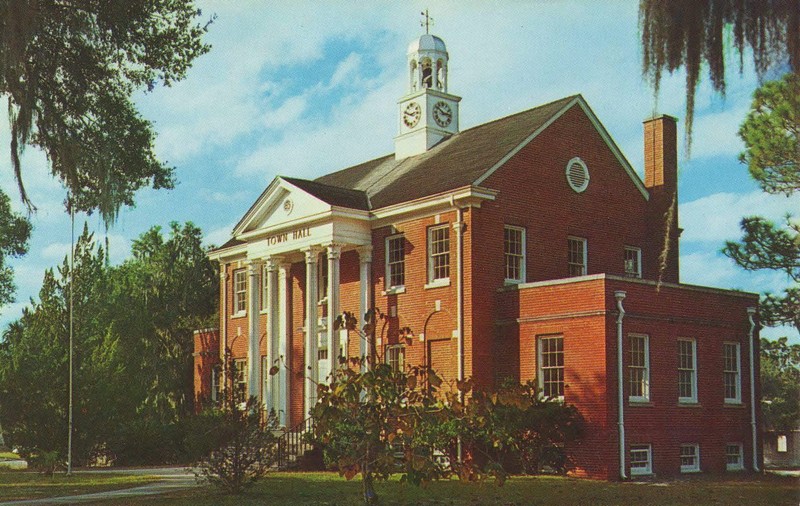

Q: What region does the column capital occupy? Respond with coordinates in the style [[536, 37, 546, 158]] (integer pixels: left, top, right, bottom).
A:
[[302, 246, 322, 263], [246, 259, 262, 275], [356, 245, 373, 264], [326, 243, 342, 259], [265, 256, 284, 272], [452, 221, 465, 233]]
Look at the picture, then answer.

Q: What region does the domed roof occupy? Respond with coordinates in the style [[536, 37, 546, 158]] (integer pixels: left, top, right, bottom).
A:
[[407, 34, 447, 54]]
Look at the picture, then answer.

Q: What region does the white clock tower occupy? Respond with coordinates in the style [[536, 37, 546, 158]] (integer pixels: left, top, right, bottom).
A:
[[395, 29, 461, 160]]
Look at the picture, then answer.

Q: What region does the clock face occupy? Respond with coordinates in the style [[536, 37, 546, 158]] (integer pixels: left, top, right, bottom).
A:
[[403, 102, 421, 128], [433, 101, 452, 128]]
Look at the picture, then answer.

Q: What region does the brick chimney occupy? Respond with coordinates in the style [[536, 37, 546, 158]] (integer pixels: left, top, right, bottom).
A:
[[644, 115, 680, 284]]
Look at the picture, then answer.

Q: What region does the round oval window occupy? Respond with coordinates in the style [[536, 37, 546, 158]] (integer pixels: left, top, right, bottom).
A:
[[566, 157, 589, 193]]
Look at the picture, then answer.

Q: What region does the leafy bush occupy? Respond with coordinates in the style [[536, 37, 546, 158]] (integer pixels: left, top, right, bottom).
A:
[[193, 398, 279, 495], [29, 450, 63, 477]]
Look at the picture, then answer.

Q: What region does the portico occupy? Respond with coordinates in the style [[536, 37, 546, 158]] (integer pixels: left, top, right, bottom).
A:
[[210, 177, 372, 427]]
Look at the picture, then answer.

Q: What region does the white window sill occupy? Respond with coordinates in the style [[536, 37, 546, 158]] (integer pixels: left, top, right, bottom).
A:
[[630, 471, 653, 477], [726, 466, 744, 472], [382, 286, 406, 296], [678, 399, 699, 406], [724, 399, 743, 406], [629, 398, 652, 406], [231, 311, 247, 319], [424, 279, 450, 290], [680, 468, 701, 474]]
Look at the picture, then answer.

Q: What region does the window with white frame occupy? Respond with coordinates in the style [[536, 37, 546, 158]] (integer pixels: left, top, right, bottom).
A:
[[538, 335, 564, 400], [210, 365, 221, 404], [678, 339, 698, 403], [624, 246, 642, 278], [567, 237, 587, 276], [777, 434, 788, 453], [723, 342, 741, 403], [261, 264, 269, 312], [232, 358, 247, 405], [318, 252, 328, 302], [629, 334, 650, 402], [233, 269, 247, 314], [680, 444, 700, 473], [428, 225, 450, 283], [386, 234, 405, 289], [630, 445, 652, 475], [386, 345, 405, 372], [504, 226, 526, 282], [726, 443, 744, 471]]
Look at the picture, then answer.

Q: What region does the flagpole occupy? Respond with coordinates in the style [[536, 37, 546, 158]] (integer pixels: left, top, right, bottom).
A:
[[67, 200, 74, 476]]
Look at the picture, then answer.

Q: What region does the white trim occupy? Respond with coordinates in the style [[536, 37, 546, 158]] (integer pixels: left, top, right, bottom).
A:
[[565, 157, 590, 193], [371, 186, 497, 227], [385, 233, 406, 291], [567, 236, 588, 277], [723, 342, 742, 404], [725, 443, 744, 471], [680, 443, 701, 473], [427, 224, 451, 284], [628, 333, 650, 403], [537, 334, 565, 401], [473, 95, 650, 201], [678, 338, 698, 404], [624, 246, 642, 278], [629, 444, 652, 476], [504, 225, 526, 283]]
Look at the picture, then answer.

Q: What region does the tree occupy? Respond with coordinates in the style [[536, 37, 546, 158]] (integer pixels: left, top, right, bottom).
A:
[[0, 1, 211, 223], [724, 74, 799, 334], [738, 72, 800, 196], [0, 190, 30, 308], [760, 337, 800, 431], [639, 1, 799, 149]]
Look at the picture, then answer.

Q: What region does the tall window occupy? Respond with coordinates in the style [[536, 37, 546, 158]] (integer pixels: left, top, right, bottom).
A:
[[504, 226, 526, 282], [629, 334, 650, 402], [428, 225, 450, 283], [386, 234, 405, 289], [538, 335, 564, 399], [233, 269, 247, 314], [210, 365, 221, 404], [726, 443, 744, 471], [624, 246, 642, 278], [680, 444, 700, 473], [318, 252, 328, 302], [777, 434, 788, 452], [567, 237, 587, 276], [678, 339, 697, 403], [723, 342, 741, 403], [232, 358, 247, 405], [386, 345, 405, 372], [630, 445, 652, 475]]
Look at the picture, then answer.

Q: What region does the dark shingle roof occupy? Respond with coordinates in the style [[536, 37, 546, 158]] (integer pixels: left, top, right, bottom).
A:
[[316, 95, 578, 209], [282, 177, 370, 210]]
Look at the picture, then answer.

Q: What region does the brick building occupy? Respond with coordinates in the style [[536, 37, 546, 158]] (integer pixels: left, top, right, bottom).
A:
[[194, 32, 762, 479]]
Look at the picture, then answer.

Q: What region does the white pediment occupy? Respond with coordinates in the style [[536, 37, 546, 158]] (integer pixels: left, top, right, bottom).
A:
[[233, 177, 333, 237]]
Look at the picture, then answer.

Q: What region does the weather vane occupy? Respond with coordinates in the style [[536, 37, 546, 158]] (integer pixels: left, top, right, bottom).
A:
[[420, 9, 434, 34]]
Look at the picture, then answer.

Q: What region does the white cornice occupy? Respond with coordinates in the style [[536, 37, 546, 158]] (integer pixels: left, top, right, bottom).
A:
[[370, 185, 496, 228]]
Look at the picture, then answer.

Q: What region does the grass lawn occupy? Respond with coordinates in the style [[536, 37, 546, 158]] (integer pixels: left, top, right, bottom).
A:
[[0, 469, 159, 501], [0, 451, 21, 459], [100, 471, 799, 506]]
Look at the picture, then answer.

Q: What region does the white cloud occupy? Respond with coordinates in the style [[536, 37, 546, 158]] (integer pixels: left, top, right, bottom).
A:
[[204, 222, 238, 249], [681, 190, 799, 244]]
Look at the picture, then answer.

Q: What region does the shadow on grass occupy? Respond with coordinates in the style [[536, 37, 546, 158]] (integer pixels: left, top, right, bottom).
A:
[[106, 471, 800, 506]]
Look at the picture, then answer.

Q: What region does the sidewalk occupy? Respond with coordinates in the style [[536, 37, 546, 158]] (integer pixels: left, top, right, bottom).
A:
[[0, 467, 199, 506]]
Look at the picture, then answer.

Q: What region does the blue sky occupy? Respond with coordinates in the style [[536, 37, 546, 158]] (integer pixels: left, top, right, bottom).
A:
[[1, 1, 797, 343]]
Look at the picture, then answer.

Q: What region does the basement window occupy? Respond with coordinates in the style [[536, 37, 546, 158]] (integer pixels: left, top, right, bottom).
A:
[[630, 445, 652, 476]]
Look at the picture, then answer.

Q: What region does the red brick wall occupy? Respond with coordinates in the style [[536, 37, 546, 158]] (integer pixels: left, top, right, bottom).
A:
[[193, 328, 220, 413]]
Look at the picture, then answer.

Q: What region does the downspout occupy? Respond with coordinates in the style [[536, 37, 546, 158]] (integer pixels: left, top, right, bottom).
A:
[[747, 307, 760, 472], [614, 290, 627, 480], [453, 201, 465, 464]]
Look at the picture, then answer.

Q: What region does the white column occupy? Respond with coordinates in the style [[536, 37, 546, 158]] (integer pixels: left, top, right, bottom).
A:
[[265, 258, 280, 417], [326, 244, 341, 373], [303, 247, 320, 416], [357, 245, 373, 371], [246, 261, 261, 402], [278, 261, 291, 427]]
